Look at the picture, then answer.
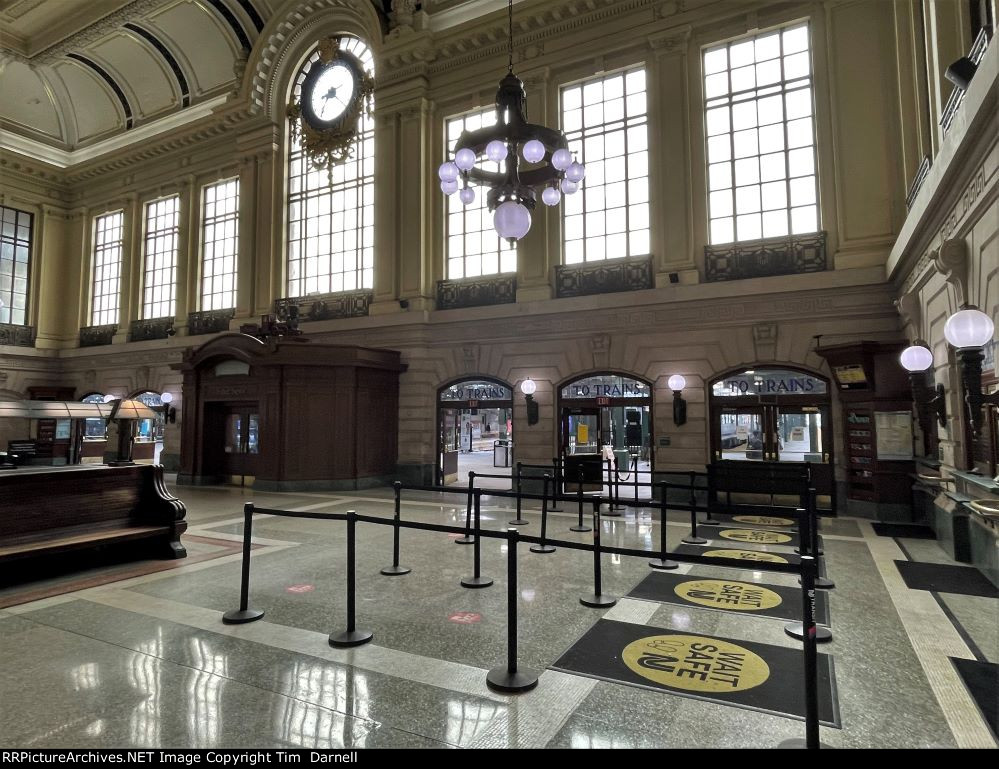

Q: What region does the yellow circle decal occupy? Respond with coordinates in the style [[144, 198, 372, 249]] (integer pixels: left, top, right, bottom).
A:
[[733, 515, 794, 527], [703, 548, 789, 564], [719, 528, 792, 544], [674, 579, 783, 611], [622, 634, 770, 693]]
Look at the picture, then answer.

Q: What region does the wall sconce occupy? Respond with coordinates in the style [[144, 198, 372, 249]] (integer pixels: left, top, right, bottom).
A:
[[160, 392, 177, 424], [944, 306, 996, 438], [667, 374, 687, 426], [899, 343, 947, 446], [520, 378, 539, 426]]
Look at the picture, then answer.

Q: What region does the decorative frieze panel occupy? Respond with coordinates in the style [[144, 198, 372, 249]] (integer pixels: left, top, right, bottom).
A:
[[555, 256, 653, 299], [187, 309, 235, 336], [0, 323, 34, 347], [704, 232, 827, 283], [129, 317, 175, 342], [273, 291, 372, 322], [79, 325, 117, 348], [436, 275, 517, 310]]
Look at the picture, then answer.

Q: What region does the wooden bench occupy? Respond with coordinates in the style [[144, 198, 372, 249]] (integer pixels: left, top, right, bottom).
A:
[[0, 464, 187, 571], [707, 461, 811, 515]]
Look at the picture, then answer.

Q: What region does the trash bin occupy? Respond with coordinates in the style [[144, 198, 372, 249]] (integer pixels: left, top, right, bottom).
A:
[[493, 439, 512, 468]]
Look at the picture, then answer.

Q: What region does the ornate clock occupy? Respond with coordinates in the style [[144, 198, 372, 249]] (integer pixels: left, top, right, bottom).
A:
[[287, 37, 374, 176]]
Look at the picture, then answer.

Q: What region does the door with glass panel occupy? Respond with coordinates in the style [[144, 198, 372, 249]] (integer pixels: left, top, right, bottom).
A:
[[562, 407, 603, 491], [222, 406, 259, 484], [718, 407, 768, 460]]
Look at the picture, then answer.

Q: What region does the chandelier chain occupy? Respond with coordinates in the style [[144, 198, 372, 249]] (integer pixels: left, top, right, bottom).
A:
[[507, 0, 513, 73]]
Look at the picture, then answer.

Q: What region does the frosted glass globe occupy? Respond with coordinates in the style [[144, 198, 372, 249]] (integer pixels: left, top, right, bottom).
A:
[[493, 200, 532, 240], [160, 392, 174, 404], [944, 308, 994, 348], [441, 180, 459, 195], [899, 345, 933, 372], [438, 162, 459, 182], [486, 140, 508, 163], [522, 139, 546, 164], [560, 179, 579, 195], [667, 375, 686, 392], [551, 148, 572, 171], [566, 161, 586, 183], [459, 187, 475, 205], [541, 187, 561, 206], [454, 148, 476, 171], [520, 378, 537, 396], [103, 394, 117, 403]]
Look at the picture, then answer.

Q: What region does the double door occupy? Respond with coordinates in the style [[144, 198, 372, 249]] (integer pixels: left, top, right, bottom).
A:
[[222, 405, 259, 482]]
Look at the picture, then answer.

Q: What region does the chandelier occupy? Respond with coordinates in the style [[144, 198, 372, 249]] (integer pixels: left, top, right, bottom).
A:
[[437, 0, 585, 243]]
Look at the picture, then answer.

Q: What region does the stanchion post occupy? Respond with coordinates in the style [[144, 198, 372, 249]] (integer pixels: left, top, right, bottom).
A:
[[801, 555, 820, 749], [461, 490, 494, 588], [581, 499, 617, 607], [633, 454, 640, 501], [650, 482, 678, 570], [531, 474, 556, 554], [550, 457, 563, 511], [487, 527, 540, 693], [223, 503, 265, 624], [456, 471, 475, 544], [785, 504, 832, 642], [603, 457, 622, 517], [381, 482, 411, 576], [802, 488, 834, 589], [509, 462, 528, 526], [329, 511, 373, 648], [682, 474, 708, 545], [570, 466, 591, 532]]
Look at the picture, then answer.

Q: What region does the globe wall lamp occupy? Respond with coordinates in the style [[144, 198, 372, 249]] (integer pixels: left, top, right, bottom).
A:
[[668, 374, 687, 426], [899, 343, 947, 452], [161, 392, 177, 424], [520, 378, 539, 426], [437, 0, 584, 244], [943, 306, 996, 438]]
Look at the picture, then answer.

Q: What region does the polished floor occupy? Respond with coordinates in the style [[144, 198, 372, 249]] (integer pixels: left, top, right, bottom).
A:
[[1, 481, 996, 749]]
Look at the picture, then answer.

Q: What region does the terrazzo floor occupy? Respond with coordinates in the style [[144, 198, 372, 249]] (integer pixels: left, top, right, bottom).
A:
[[0, 480, 995, 749]]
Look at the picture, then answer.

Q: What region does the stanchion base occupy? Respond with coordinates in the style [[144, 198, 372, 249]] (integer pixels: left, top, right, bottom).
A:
[[682, 536, 708, 545], [649, 559, 679, 570], [795, 547, 824, 556], [380, 565, 411, 576], [550, 506, 563, 513], [776, 738, 833, 749], [610, 504, 627, 511], [222, 608, 264, 625], [508, 518, 529, 526], [602, 510, 623, 518], [784, 622, 833, 643], [530, 544, 556, 554], [486, 666, 540, 693], [580, 593, 618, 608], [460, 575, 494, 589], [569, 525, 592, 533], [455, 536, 474, 545], [329, 629, 373, 648], [702, 519, 722, 526]]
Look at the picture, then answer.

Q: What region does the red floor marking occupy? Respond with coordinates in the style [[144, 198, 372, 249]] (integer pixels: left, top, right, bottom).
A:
[[448, 611, 482, 624], [286, 584, 315, 594]]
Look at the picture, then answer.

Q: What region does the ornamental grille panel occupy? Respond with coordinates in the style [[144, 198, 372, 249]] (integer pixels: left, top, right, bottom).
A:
[[436, 275, 516, 310], [0, 323, 34, 347], [187, 309, 234, 336], [704, 231, 826, 282], [274, 290, 372, 322], [129, 317, 175, 342], [79, 325, 117, 348], [555, 255, 653, 299]]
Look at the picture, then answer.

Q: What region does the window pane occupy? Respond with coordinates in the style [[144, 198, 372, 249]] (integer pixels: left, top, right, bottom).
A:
[[561, 66, 649, 264], [703, 22, 820, 245], [90, 211, 123, 326], [0, 206, 32, 326], [142, 196, 179, 319], [287, 37, 375, 296], [201, 179, 239, 310], [443, 107, 515, 279]]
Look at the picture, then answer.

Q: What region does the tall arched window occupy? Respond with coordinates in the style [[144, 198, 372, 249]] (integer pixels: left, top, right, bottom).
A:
[[286, 37, 374, 297]]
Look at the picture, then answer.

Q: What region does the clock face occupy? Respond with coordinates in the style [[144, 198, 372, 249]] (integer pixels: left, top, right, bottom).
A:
[[308, 63, 355, 124]]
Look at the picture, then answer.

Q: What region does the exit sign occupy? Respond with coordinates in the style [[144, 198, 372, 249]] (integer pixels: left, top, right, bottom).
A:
[[596, 397, 610, 405]]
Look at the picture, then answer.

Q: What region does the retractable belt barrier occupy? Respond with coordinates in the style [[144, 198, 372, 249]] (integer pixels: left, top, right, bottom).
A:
[[221, 482, 826, 749]]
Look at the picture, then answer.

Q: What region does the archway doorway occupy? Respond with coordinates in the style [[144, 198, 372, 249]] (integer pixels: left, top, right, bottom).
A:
[[709, 366, 834, 510], [437, 378, 513, 488], [557, 372, 654, 496]]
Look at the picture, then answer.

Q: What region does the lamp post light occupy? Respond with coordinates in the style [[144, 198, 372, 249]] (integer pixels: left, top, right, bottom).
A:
[[899, 343, 946, 453], [160, 391, 177, 424], [667, 374, 687, 426], [520, 378, 539, 426], [943, 306, 996, 438]]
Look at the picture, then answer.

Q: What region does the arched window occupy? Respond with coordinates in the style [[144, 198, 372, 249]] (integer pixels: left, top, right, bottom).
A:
[[81, 393, 106, 438], [286, 37, 374, 297]]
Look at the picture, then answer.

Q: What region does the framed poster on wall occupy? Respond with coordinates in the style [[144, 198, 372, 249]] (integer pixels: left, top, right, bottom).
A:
[[875, 411, 913, 460]]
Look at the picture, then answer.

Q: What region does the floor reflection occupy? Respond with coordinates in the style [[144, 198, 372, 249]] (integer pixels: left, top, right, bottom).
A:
[[276, 661, 373, 748], [127, 631, 164, 746], [445, 698, 502, 745]]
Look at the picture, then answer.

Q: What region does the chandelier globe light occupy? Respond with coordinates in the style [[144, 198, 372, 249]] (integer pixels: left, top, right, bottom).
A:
[[436, 0, 584, 243]]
